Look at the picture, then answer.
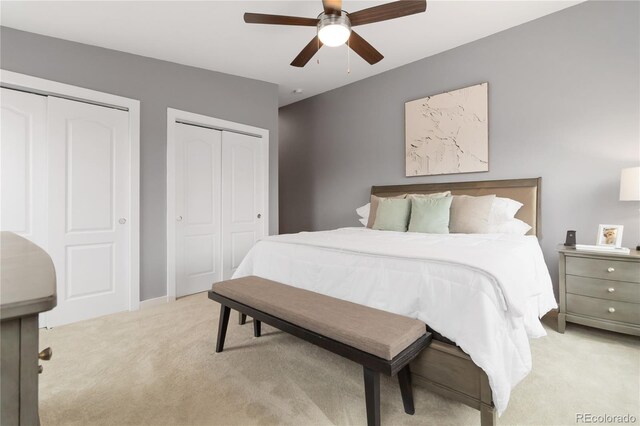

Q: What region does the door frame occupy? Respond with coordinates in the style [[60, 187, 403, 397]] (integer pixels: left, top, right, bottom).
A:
[[0, 69, 141, 313], [166, 108, 269, 300]]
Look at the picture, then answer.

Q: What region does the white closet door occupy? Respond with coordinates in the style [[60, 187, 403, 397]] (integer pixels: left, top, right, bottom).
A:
[[175, 123, 222, 297], [0, 88, 48, 248], [46, 97, 130, 327], [221, 131, 265, 279]]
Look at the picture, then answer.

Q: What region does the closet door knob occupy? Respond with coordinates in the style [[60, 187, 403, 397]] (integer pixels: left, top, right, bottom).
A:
[[257, 214, 262, 219], [177, 216, 183, 222], [119, 218, 127, 224], [39, 347, 52, 361]]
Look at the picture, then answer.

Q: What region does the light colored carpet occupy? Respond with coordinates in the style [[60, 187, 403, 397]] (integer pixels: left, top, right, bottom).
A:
[[39, 292, 639, 425]]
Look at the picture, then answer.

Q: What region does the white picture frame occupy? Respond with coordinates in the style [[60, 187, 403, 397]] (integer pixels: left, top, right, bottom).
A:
[[596, 224, 624, 248]]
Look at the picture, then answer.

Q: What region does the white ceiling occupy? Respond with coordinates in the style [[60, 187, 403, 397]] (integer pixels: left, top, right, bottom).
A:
[[1, 1, 582, 106]]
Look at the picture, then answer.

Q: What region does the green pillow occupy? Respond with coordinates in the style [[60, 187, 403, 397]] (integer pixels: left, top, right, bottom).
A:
[[408, 196, 453, 234], [372, 198, 411, 232]]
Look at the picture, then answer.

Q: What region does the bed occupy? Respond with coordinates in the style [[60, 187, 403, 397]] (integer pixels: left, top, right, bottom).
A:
[[232, 178, 556, 426]]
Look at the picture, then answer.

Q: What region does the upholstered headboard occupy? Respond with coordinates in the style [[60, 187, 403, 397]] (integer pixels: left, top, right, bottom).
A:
[[371, 177, 541, 237]]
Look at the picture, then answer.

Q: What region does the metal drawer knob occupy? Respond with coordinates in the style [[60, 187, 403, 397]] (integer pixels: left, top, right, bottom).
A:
[[257, 214, 261, 219], [607, 267, 615, 273], [119, 218, 127, 224], [607, 288, 615, 293], [608, 307, 616, 313], [39, 347, 52, 361], [176, 216, 183, 222]]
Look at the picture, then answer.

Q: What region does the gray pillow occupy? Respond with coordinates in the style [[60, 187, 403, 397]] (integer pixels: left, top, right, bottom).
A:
[[449, 194, 496, 233], [408, 196, 453, 234], [372, 198, 412, 232], [406, 191, 451, 200]]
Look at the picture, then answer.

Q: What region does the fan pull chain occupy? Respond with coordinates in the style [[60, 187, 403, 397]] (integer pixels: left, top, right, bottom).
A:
[[347, 38, 351, 74], [317, 36, 320, 65]]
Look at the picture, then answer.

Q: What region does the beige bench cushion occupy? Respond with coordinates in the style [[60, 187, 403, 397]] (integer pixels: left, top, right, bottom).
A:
[[212, 276, 426, 360]]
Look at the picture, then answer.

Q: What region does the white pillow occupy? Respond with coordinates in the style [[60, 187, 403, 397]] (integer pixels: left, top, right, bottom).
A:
[[488, 218, 532, 235], [356, 203, 370, 218], [488, 197, 523, 226], [356, 203, 370, 226]]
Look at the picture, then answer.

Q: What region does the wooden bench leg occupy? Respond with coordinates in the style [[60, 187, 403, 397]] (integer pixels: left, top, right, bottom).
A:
[[363, 366, 381, 426], [216, 305, 231, 353], [239, 312, 247, 325], [253, 320, 261, 337], [397, 364, 415, 415]]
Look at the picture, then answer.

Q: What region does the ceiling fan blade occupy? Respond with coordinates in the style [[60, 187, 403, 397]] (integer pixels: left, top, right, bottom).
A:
[[348, 0, 427, 26], [348, 31, 384, 65], [244, 13, 318, 26], [322, 0, 342, 15], [291, 36, 324, 67]]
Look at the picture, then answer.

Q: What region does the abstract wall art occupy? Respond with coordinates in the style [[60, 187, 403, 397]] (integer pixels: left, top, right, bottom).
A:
[[405, 82, 489, 176]]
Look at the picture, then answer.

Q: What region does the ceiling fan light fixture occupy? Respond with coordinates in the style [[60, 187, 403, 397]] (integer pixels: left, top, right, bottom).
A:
[[245, 0, 427, 67], [317, 13, 351, 47]]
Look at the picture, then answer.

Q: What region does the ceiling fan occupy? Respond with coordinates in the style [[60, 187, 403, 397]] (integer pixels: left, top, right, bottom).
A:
[[244, 0, 427, 67]]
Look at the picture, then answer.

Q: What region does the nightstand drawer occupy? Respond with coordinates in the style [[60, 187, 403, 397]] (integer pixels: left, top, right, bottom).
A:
[[566, 275, 640, 303], [566, 256, 640, 283], [567, 294, 640, 325]]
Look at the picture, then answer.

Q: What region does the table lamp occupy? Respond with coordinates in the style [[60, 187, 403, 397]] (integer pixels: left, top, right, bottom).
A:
[[620, 166, 640, 251]]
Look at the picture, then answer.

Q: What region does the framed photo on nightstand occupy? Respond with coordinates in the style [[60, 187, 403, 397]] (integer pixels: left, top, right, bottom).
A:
[[596, 224, 624, 248]]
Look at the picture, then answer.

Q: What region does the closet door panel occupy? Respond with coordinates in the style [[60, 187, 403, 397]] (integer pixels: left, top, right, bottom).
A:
[[46, 97, 130, 327], [185, 139, 215, 225], [229, 144, 255, 224], [222, 131, 265, 279], [175, 123, 222, 297], [0, 88, 48, 248], [66, 119, 114, 232]]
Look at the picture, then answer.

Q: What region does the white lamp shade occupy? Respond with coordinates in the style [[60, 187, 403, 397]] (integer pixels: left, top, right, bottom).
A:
[[620, 166, 640, 201]]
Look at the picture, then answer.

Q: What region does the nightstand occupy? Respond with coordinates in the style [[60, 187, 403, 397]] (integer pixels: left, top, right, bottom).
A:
[[558, 245, 640, 336]]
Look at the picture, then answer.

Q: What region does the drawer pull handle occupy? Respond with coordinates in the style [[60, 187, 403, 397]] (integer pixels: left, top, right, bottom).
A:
[[607, 288, 615, 293], [607, 267, 615, 273], [608, 307, 616, 313]]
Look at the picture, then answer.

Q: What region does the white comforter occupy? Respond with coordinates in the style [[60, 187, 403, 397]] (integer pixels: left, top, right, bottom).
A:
[[233, 227, 557, 415]]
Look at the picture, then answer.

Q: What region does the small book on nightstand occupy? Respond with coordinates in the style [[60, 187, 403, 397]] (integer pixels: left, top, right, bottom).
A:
[[575, 244, 631, 255]]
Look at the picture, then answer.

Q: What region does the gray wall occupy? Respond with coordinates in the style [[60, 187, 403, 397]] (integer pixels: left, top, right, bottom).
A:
[[279, 1, 640, 296], [1, 27, 279, 301]]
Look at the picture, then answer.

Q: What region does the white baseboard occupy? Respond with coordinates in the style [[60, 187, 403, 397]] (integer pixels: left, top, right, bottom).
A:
[[139, 295, 176, 310]]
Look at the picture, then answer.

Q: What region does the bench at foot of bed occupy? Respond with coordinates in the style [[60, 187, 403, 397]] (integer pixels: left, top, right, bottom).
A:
[[235, 285, 499, 426], [209, 276, 432, 426]]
